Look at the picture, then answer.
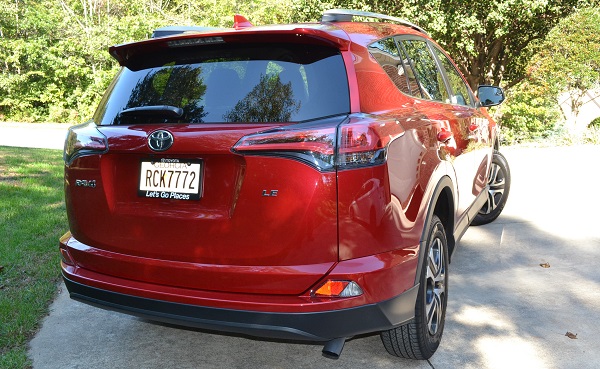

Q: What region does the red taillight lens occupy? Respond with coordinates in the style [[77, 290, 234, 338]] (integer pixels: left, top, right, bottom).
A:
[[233, 125, 337, 171], [337, 119, 403, 169], [338, 125, 386, 169], [232, 117, 404, 171], [64, 121, 108, 165]]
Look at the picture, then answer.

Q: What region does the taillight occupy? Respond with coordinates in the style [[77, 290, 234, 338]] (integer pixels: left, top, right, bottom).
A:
[[64, 121, 108, 165], [338, 125, 385, 169], [232, 116, 404, 171], [232, 125, 337, 171], [338, 118, 404, 169]]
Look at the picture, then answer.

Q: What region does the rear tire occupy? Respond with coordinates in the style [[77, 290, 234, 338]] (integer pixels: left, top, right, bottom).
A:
[[472, 150, 511, 226], [380, 215, 448, 359]]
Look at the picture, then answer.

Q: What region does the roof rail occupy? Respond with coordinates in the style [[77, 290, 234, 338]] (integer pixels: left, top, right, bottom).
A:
[[321, 9, 428, 35]]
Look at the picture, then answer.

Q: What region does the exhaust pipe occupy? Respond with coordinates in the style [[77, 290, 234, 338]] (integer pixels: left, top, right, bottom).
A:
[[322, 337, 346, 359]]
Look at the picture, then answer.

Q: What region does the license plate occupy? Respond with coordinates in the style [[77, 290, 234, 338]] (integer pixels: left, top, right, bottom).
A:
[[138, 159, 202, 200]]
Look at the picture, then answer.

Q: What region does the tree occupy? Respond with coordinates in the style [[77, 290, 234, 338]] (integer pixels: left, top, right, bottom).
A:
[[527, 7, 600, 131], [497, 81, 563, 143], [294, 0, 595, 89], [224, 74, 300, 122], [0, 0, 298, 123]]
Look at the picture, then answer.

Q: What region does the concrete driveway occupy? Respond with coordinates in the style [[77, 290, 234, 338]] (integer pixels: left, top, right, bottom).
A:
[[21, 133, 600, 368]]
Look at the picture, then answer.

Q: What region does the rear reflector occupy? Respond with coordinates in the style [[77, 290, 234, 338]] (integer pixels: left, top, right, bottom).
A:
[[59, 247, 75, 266], [313, 280, 364, 297]]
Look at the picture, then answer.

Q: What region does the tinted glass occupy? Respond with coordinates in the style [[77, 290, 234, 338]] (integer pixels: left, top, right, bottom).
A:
[[368, 38, 413, 96], [94, 43, 350, 125], [400, 40, 449, 103], [432, 47, 472, 106]]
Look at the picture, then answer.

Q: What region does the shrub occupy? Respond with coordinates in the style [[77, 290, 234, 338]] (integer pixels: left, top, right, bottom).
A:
[[497, 82, 563, 144]]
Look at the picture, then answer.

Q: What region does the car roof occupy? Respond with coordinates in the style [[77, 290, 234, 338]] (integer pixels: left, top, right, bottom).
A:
[[109, 10, 430, 67]]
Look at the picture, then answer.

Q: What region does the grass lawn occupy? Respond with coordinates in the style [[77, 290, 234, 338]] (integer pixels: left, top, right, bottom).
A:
[[0, 146, 66, 369]]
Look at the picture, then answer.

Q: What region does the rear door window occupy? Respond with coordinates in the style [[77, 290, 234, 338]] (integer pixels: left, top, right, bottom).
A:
[[94, 43, 350, 125], [431, 47, 473, 106]]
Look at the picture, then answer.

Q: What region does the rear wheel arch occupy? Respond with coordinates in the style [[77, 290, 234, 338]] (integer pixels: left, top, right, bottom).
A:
[[433, 186, 455, 258], [415, 176, 455, 285]]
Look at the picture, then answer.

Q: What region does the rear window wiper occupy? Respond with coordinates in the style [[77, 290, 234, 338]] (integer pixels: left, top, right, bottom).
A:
[[119, 105, 184, 118]]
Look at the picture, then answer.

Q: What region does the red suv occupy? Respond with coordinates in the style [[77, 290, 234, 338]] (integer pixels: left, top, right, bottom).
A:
[[60, 9, 510, 360]]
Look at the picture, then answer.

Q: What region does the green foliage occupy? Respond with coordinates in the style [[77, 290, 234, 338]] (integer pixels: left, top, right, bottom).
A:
[[1, 0, 599, 130], [291, 0, 595, 88], [528, 7, 600, 117], [379, 0, 596, 89], [499, 6, 600, 144], [498, 82, 563, 143], [0, 0, 301, 123], [0, 147, 66, 367], [0, 0, 168, 122]]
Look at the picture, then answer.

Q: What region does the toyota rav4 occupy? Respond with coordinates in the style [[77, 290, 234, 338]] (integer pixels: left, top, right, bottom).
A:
[[60, 9, 510, 360]]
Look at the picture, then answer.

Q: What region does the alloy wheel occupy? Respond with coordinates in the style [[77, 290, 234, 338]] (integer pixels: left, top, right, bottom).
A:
[[480, 162, 506, 215], [425, 236, 446, 335]]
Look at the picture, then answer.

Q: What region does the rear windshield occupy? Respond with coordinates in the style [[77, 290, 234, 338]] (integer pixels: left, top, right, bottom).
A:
[[94, 43, 350, 125]]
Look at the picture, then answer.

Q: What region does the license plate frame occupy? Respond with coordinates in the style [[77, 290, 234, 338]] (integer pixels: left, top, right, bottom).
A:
[[138, 159, 203, 201]]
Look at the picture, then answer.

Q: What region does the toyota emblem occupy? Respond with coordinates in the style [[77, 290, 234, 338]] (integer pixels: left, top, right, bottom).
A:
[[148, 130, 174, 151]]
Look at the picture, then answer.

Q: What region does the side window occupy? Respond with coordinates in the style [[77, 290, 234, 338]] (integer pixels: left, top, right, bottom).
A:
[[368, 38, 413, 96], [399, 39, 450, 103], [432, 47, 472, 106]]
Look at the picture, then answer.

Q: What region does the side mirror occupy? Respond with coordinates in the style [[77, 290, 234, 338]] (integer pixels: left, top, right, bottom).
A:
[[477, 85, 505, 107]]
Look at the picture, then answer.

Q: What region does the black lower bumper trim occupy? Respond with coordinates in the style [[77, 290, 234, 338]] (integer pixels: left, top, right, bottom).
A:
[[63, 274, 417, 341]]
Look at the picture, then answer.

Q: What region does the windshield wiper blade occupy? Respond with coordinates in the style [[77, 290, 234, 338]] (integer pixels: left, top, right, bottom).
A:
[[119, 105, 184, 118]]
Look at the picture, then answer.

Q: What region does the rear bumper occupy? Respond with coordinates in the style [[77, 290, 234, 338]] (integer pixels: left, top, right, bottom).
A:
[[63, 273, 418, 341]]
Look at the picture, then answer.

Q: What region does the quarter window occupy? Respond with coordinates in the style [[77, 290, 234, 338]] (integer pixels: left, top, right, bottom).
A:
[[369, 38, 413, 96], [399, 39, 450, 103]]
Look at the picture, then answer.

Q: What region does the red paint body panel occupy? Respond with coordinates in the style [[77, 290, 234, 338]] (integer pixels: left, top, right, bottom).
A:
[[61, 16, 500, 340], [61, 232, 418, 312], [65, 124, 340, 294]]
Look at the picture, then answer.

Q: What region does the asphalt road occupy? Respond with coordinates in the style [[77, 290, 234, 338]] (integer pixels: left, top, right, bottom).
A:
[[6, 123, 598, 369]]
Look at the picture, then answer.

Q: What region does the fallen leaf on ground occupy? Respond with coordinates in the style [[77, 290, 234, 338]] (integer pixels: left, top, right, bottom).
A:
[[540, 262, 550, 268], [565, 332, 578, 339], [0, 265, 4, 272]]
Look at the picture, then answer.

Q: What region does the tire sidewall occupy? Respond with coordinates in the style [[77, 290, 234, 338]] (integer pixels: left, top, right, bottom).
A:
[[415, 215, 449, 356]]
